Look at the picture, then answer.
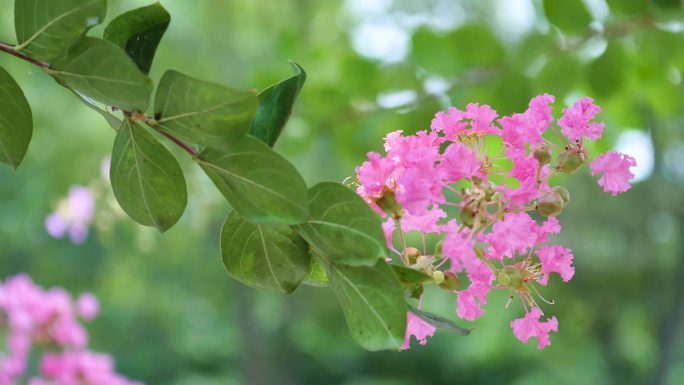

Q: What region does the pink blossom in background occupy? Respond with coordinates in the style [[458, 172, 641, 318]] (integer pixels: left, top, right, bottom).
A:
[[354, 94, 637, 350], [590, 151, 637, 196], [510, 307, 559, 349], [44, 186, 95, 244], [402, 313, 436, 350], [558, 97, 605, 141], [0, 274, 142, 385]]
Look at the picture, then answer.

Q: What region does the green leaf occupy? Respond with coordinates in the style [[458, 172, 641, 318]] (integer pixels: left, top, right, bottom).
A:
[[302, 255, 329, 287], [14, 0, 106, 62], [249, 62, 306, 147], [70, 90, 122, 130], [329, 261, 407, 351], [408, 305, 471, 335], [296, 182, 387, 267], [154, 70, 258, 150], [104, 3, 171, 74], [0, 66, 32, 169], [49, 37, 152, 111], [110, 118, 187, 232], [220, 211, 310, 293], [391, 265, 432, 285], [197, 135, 308, 225], [542, 0, 592, 34]]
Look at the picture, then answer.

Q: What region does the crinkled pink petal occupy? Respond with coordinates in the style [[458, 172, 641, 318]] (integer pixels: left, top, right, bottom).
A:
[[590, 151, 636, 196], [431, 107, 468, 140], [510, 307, 558, 349], [402, 207, 446, 233], [443, 221, 476, 273], [402, 312, 436, 350], [536, 245, 575, 286], [456, 283, 490, 321], [465, 103, 499, 135], [558, 97, 605, 141], [440, 142, 483, 183], [356, 152, 395, 196], [484, 213, 539, 259]]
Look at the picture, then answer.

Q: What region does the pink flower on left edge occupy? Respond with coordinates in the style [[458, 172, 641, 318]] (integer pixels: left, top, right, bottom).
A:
[[402, 312, 436, 350], [510, 307, 558, 349], [44, 186, 95, 244], [590, 151, 636, 196]]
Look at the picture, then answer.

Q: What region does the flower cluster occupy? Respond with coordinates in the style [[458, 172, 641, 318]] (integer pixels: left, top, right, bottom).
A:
[[355, 95, 636, 350], [0, 274, 142, 385]]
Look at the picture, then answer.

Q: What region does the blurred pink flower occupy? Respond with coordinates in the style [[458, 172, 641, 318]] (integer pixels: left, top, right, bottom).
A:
[[510, 307, 558, 349], [402, 313, 436, 350], [590, 151, 636, 196], [45, 186, 95, 244]]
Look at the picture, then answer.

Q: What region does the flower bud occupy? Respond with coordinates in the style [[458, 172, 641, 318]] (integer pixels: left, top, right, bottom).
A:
[[406, 247, 420, 264], [375, 189, 401, 217], [556, 150, 583, 174], [438, 271, 460, 291], [497, 266, 523, 289], [553, 185, 570, 205], [460, 205, 476, 227], [534, 145, 552, 166], [432, 270, 445, 284], [537, 190, 564, 217]]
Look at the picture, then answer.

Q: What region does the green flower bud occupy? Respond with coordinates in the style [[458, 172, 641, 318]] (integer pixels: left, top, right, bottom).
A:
[[460, 205, 476, 227], [406, 247, 420, 264], [439, 271, 460, 291], [553, 185, 570, 205], [537, 190, 564, 217], [434, 240, 444, 258], [534, 145, 552, 166], [497, 266, 523, 289], [432, 270, 445, 284], [556, 150, 583, 174]]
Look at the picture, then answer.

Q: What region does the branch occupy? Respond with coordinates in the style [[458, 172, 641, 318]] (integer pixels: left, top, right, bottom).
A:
[[0, 41, 49, 69]]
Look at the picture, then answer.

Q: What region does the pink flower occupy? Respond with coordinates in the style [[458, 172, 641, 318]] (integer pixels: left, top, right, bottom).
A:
[[484, 213, 539, 260], [396, 163, 443, 215], [45, 186, 95, 244], [506, 148, 539, 181], [558, 97, 605, 141], [76, 293, 100, 321], [465, 103, 499, 135], [456, 283, 490, 321], [499, 94, 555, 149], [431, 107, 468, 140], [402, 312, 436, 350], [497, 177, 539, 208], [536, 245, 575, 286], [402, 207, 446, 233], [356, 152, 395, 196], [442, 221, 477, 273], [510, 307, 558, 349], [590, 151, 636, 196], [440, 142, 483, 183]]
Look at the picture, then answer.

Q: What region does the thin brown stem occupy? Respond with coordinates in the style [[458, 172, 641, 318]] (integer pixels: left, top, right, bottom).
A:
[[0, 41, 48, 69]]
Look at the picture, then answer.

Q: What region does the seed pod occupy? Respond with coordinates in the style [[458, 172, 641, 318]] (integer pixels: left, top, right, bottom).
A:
[[460, 205, 476, 227], [553, 185, 570, 205], [556, 150, 583, 174], [439, 271, 460, 291], [432, 270, 445, 284], [534, 145, 552, 165], [537, 190, 564, 217], [497, 266, 523, 289]]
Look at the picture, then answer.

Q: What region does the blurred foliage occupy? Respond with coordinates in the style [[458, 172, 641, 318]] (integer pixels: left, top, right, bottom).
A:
[[1, 0, 684, 384]]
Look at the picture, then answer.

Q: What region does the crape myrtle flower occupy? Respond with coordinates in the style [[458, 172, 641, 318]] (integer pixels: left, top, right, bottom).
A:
[[353, 94, 636, 350]]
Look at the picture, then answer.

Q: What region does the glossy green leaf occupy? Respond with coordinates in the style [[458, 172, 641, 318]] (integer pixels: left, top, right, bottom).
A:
[[329, 261, 406, 351], [14, 0, 106, 62], [302, 255, 329, 287], [104, 3, 171, 74], [588, 43, 627, 97], [220, 211, 310, 293], [392, 265, 432, 285], [197, 135, 308, 224], [249, 62, 306, 147], [154, 70, 258, 150], [542, 0, 591, 34], [49, 37, 152, 111], [0, 66, 32, 169], [110, 118, 187, 232], [296, 182, 387, 267], [408, 305, 471, 335]]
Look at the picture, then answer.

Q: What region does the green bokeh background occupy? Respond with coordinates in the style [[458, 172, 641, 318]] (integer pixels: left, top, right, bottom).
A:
[[1, 0, 683, 384]]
